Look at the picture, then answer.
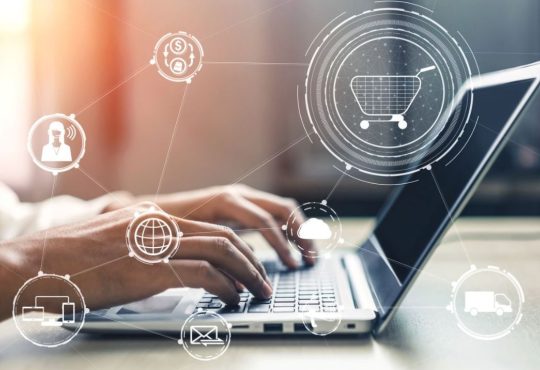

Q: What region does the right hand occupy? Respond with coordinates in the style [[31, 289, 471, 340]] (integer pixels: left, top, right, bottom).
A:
[[0, 202, 272, 319]]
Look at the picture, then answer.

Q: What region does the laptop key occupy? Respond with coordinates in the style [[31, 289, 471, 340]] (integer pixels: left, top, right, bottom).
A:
[[273, 307, 296, 313], [274, 297, 295, 303], [298, 300, 319, 305], [251, 298, 272, 304], [275, 293, 295, 298], [208, 303, 223, 309], [276, 287, 296, 293], [273, 302, 295, 307], [298, 289, 318, 294], [248, 304, 271, 313], [298, 305, 320, 312], [220, 303, 246, 313]]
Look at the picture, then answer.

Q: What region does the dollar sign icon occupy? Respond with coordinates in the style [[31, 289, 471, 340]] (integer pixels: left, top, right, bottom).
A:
[[171, 37, 185, 54]]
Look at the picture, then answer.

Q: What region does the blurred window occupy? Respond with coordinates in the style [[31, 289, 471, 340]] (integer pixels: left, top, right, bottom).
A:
[[0, 0, 32, 188]]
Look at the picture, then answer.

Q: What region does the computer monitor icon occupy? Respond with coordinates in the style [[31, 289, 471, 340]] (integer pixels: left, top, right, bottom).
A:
[[22, 296, 75, 327]]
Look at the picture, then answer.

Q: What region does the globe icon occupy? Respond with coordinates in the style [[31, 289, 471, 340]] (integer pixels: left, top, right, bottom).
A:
[[134, 217, 173, 256]]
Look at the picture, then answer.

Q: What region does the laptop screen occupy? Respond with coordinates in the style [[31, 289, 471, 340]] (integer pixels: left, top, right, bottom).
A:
[[359, 75, 539, 331]]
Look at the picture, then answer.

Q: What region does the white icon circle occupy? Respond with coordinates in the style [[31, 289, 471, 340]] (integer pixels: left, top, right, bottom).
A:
[[300, 305, 343, 336], [27, 113, 86, 175], [126, 209, 182, 264], [300, 8, 477, 184], [12, 273, 87, 348], [283, 201, 343, 259], [150, 31, 204, 83], [447, 265, 524, 340], [134, 217, 173, 256], [179, 310, 232, 361]]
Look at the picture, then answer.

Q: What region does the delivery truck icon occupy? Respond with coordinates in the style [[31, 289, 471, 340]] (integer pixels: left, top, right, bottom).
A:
[[464, 291, 512, 316]]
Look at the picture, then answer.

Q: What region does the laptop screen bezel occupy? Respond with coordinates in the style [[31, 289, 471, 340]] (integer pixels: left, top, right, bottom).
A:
[[359, 62, 540, 335]]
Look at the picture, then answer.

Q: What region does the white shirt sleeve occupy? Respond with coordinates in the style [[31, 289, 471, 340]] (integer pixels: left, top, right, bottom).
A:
[[0, 182, 128, 240]]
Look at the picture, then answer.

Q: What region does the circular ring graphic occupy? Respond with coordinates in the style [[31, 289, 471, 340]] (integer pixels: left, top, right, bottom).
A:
[[179, 310, 232, 361], [126, 208, 182, 264], [12, 273, 87, 347], [301, 8, 477, 183], [300, 304, 343, 336], [447, 265, 524, 340], [27, 113, 86, 175], [150, 31, 204, 83], [282, 201, 343, 259]]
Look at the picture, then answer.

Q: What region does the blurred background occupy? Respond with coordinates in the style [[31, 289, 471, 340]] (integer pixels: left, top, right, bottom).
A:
[[0, 0, 539, 216]]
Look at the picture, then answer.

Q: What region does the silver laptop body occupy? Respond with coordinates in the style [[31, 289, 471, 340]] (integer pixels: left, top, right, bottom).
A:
[[74, 61, 540, 337]]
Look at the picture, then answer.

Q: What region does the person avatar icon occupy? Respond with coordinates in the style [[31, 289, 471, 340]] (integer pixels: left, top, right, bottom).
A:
[[41, 121, 72, 162]]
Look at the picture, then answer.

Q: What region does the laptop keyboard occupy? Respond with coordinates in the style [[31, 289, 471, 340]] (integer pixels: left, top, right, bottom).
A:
[[194, 261, 338, 314]]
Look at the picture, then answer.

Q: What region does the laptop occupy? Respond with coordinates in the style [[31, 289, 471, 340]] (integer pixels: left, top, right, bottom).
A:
[[75, 61, 540, 336]]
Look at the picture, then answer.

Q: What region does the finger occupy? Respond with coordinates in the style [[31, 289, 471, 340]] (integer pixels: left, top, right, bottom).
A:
[[220, 195, 298, 269], [236, 189, 317, 265], [175, 237, 272, 299], [171, 218, 270, 284], [169, 260, 240, 305]]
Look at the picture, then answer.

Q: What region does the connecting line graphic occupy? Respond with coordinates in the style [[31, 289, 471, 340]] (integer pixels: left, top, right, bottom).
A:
[[70, 255, 130, 279], [77, 167, 127, 206], [429, 171, 473, 266], [465, 51, 540, 56], [201, 0, 295, 41], [77, 0, 159, 39], [39, 175, 58, 273], [181, 131, 314, 220], [205, 61, 308, 67], [325, 172, 346, 201], [76, 63, 152, 116], [343, 239, 451, 284], [167, 263, 187, 289], [89, 311, 179, 341], [154, 85, 189, 200], [181, 227, 279, 237], [478, 121, 540, 158]]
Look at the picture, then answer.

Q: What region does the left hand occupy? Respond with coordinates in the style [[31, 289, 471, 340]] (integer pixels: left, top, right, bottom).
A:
[[106, 185, 316, 268]]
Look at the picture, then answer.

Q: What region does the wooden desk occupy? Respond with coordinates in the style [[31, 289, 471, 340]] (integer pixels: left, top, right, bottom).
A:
[[1, 218, 539, 370]]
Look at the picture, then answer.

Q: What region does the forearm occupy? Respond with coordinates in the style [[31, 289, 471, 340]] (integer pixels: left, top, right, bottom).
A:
[[0, 240, 31, 321], [103, 188, 219, 220]]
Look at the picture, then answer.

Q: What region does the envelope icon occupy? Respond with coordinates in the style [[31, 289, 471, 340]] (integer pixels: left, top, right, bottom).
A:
[[190, 325, 224, 346]]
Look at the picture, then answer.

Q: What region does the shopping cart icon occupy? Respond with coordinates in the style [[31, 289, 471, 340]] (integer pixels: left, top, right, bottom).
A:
[[350, 66, 437, 130]]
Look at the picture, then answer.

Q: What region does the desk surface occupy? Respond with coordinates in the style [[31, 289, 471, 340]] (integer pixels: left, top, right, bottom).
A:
[[1, 218, 539, 370]]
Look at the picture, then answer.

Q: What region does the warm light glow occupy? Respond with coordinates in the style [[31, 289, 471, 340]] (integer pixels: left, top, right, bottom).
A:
[[0, 0, 30, 33]]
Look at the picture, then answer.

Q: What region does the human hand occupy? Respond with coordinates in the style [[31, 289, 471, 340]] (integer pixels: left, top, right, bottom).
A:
[[0, 202, 272, 320], [148, 185, 316, 268]]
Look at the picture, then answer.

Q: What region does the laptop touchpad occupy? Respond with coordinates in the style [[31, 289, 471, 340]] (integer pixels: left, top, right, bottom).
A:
[[117, 296, 181, 315]]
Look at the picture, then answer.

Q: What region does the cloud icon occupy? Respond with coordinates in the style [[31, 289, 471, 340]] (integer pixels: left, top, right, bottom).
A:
[[297, 218, 332, 240]]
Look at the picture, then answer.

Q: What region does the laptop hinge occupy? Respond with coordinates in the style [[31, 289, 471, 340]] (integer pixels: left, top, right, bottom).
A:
[[342, 254, 377, 312]]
